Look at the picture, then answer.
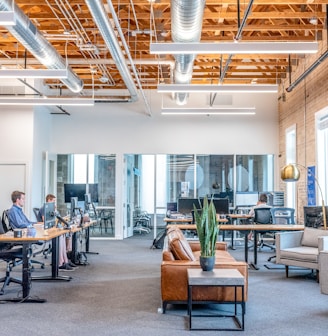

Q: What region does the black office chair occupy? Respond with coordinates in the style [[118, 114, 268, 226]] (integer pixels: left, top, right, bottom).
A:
[[2, 210, 45, 270], [0, 217, 23, 295], [0, 243, 23, 295], [253, 208, 274, 251]]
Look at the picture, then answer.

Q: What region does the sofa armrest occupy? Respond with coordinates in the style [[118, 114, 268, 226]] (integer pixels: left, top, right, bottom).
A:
[[318, 236, 328, 251], [276, 231, 303, 249]]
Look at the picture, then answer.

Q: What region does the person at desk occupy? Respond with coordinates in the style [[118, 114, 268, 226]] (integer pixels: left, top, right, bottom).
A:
[[8, 191, 36, 229], [249, 193, 271, 217], [248, 193, 272, 240], [38, 194, 77, 271]]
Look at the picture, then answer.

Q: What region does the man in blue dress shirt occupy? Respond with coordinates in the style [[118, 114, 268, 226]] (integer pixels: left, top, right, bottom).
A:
[[8, 190, 35, 229]]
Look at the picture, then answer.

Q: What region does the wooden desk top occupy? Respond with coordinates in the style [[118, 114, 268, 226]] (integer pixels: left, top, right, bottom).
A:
[[164, 217, 229, 224], [167, 224, 304, 231], [0, 226, 67, 243], [228, 214, 252, 219]]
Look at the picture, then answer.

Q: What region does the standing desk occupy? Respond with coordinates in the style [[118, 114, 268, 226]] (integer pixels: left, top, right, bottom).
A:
[[0, 225, 71, 303]]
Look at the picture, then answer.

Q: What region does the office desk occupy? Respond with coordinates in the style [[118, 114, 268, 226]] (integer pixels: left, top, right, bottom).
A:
[[0, 226, 71, 303], [167, 224, 304, 269], [164, 217, 229, 224]]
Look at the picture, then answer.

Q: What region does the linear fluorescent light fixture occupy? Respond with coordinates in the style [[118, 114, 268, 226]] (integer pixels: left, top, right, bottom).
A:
[[161, 107, 256, 115], [150, 42, 318, 55], [0, 11, 16, 26], [158, 84, 278, 93], [0, 97, 94, 106], [0, 69, 68, 79]]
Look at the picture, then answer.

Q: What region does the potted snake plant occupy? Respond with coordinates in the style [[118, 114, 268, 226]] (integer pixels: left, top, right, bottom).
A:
[[193, 196, 219, 271]]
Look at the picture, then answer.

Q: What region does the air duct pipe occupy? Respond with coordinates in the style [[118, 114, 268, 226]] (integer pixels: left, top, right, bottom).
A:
[[85, 0, 139, 102], [171, 0, 205, 105], [286, 49, 328, 92], [0, 0, 83, 93]]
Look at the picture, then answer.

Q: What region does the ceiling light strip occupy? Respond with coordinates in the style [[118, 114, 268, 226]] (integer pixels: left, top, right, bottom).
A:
[[150, 42, 318, 55], [0, 69, 68, 79], [0, 97, 94, 106], [158, 84, 278, 93], [161, 107, 256, 115]]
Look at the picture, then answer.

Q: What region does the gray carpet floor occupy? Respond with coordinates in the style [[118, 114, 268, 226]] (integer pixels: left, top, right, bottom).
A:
[[0, 233, 327, 335]]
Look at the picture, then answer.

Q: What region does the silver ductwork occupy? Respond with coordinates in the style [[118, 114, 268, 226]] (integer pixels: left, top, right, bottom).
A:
[[0, 0, 83, 93], [85, 0, 139, 102], [171, 0, 205, 105]]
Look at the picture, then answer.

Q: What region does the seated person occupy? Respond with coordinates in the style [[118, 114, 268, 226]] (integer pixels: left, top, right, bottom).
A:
[[249, 193, 271, 217], [248, 193, 272, 240], [8, 190, 36, 229], [38, 194, 77, 271]]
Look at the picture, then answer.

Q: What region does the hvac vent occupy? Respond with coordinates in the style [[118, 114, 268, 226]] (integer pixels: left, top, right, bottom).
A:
[[207, 94, 233, 105], [0, 85, 25, 95]]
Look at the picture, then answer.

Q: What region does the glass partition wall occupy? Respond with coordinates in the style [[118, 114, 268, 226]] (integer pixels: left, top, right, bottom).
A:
[[56, 153, 274, 239], [56, 154, 116, 238]]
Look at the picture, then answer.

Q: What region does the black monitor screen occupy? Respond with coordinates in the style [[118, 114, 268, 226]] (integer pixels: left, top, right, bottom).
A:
[[212, 198, 229, 215], [70, 197, 79, 221], [167, 202, 178, 212], [64, 183, 99, 203], [199, 198, 230, 214], [178, 198, 201, 215], [44, 201, 56, 230], [64, 184, 85, 203]]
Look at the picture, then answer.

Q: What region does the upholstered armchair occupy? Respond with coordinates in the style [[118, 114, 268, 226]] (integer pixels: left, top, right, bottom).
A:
[[275, 227, 328, 281]]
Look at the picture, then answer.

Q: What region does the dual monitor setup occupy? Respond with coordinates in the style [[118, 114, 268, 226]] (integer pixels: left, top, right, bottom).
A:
[[43, 183, 99, 230]]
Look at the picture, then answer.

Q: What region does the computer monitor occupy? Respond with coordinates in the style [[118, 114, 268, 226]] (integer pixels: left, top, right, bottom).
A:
[[64, 184, 85, 203], [235, 192, 259, 206], [212, 198, 229, 215], [167, 202, 178, 212], [200, 197, 230, 215], [70, 196, 79, 221], [177, 198, 201, 215], [44, 201, 56, 230], [84, 193, 91, 212]]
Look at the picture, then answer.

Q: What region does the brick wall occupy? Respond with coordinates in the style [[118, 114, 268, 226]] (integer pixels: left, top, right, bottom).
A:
[[278, 32, 328, 222]]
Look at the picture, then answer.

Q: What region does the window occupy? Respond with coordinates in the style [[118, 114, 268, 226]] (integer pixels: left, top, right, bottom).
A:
[[316, 108, 328, 203]]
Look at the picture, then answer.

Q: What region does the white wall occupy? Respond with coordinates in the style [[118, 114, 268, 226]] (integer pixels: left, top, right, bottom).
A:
[[50, 91, 279, 155]]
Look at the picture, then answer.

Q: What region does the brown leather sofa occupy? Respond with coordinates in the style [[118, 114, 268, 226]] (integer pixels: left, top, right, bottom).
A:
[[161, 226, 248, 313]]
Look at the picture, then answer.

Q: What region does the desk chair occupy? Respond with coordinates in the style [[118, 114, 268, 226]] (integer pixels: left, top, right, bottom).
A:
[[0, 244, 23, 295], [99, 209, 114, 234], [0, 219, 23, 295], [33, 207, 52, 259], [253, 208, 274, 251], [2, 210, 45, 270]]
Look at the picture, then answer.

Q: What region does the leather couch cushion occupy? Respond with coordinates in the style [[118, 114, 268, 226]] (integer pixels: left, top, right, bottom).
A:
[[301, 227, 328, 247], [167, 227, 196, 261]]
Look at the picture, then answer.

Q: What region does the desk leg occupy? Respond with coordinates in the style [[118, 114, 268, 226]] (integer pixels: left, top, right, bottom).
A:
[[244, 231, 248, 263], [249, 232, 259, 270], [32, 235, 71, 282], [85, 226, 99, 255]]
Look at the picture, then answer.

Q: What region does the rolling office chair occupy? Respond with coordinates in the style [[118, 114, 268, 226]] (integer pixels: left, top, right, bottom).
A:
[[0, 244, 23, 295], [0, 217, 23, 295], [267, 207, 295, 262], [2, 210, 45, 270], [32, 207, 52, 259], [253, 208, 274, 251]]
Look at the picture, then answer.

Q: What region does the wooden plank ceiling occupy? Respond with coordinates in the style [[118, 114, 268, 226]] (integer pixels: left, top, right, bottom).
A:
[[0, 0, 327, 96]]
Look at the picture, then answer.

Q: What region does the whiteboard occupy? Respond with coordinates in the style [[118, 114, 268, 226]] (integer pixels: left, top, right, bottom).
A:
[[0, 163, 26, 212]]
